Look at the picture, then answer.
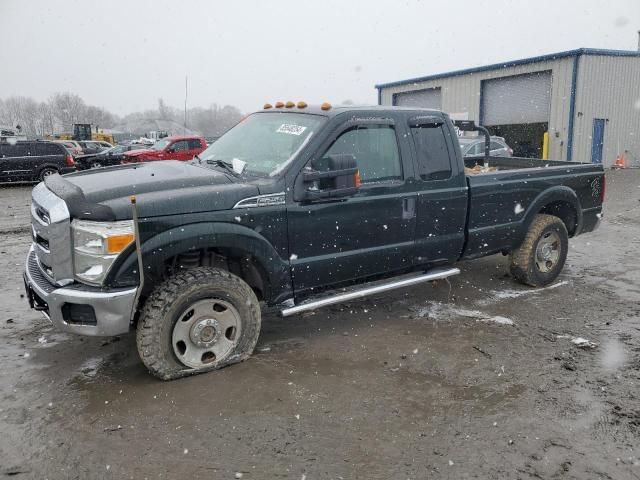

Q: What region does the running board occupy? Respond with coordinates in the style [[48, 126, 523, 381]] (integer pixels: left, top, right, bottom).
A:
[[281, 267, 460, 317]]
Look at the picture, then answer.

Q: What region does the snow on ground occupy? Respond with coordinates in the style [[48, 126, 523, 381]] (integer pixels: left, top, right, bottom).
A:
[[413, 302, 514, 326], [477, 281, 568, 305]]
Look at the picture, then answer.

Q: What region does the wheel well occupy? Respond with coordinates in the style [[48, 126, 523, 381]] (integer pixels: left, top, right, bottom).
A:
[[538, 201, 578, 236], [164, 247, 269, 301]]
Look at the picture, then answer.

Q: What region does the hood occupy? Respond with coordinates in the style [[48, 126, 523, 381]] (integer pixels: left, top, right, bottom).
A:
[[45, 161, 260, 220], [123, 148, 154, 157]]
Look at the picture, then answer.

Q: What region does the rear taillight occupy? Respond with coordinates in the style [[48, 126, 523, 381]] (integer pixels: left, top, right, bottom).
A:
[[600, 174, 605, 203], [66, 154, 75, 166]]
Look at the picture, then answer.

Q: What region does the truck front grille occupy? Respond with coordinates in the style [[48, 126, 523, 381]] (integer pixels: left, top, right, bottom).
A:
[[30, 183, 74, 286]]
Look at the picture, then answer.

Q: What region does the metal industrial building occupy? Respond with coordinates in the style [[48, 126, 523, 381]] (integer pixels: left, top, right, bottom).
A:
[[376, 48, 640, 167]]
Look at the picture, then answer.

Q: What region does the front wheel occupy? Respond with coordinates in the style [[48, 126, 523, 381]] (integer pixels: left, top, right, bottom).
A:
[[136, 267, 261, 380], [510, 214, 568, 287]]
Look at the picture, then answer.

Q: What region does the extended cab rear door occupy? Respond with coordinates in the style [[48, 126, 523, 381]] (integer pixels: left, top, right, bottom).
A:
[[406, 114, 468, 265], [287, 114, 418, 294]]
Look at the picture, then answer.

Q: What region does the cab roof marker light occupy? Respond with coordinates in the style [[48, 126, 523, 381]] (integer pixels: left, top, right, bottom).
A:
[[275, 101, 284, 108], [264, 103, 273, 109], [297, 101, 307, 108], [285, 101, 295, 108], [321, 102, 332, 111]]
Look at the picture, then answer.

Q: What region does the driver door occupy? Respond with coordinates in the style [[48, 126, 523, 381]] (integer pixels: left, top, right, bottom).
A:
[[287, 118, 417, 294]]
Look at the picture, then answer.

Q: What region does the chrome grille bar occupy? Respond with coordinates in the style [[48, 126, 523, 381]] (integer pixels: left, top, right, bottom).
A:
[[30, 183, 74, 286]]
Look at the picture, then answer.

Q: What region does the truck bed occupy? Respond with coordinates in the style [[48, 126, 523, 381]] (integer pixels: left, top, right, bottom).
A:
[[464, 155, 589, 171], [461, 156, 604, 260]]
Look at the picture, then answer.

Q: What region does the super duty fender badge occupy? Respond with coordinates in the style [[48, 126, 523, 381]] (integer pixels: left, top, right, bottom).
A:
[[233, 192, 286, 209]]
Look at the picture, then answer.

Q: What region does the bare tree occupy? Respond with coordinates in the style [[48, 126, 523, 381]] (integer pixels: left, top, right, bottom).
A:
[[50, 92, 86, 131], [1, 92, 243, 140], [84, 105, 116, 129], [157, 98, 176, 120]]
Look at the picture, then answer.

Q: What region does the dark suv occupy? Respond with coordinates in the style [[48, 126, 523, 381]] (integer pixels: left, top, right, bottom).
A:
[[0, 141, 76, 183]]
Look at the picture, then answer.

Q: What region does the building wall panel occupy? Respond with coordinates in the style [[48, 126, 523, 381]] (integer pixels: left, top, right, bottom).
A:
[[380, 58, 575, 160], [573, 55, 640, 166]]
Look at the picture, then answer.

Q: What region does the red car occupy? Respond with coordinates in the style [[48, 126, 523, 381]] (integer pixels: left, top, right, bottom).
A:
[[121, 135, 207, 164]]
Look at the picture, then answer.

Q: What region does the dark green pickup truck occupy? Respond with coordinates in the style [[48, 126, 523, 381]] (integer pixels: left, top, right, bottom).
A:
[[23, 105, 604, 379]]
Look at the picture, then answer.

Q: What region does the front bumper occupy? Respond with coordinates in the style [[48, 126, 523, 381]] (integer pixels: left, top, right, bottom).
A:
[[23, 247, 137, 336]]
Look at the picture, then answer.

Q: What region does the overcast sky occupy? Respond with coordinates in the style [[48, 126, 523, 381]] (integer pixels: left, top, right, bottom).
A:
[[1, 0, 638, 116]]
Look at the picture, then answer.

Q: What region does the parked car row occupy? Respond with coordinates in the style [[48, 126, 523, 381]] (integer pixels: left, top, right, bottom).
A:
[[0, 140, 76, 182], [52, 139, 113, 156], [1, 129, 513, 184], [74, 143, 148, 170]]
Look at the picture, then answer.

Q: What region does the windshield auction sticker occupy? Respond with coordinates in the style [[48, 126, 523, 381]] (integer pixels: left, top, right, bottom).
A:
[[276, 124, 307, 135]]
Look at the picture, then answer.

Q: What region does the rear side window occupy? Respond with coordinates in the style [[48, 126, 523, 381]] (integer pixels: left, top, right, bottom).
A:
[[490, 140, 504, 151], [410, 125, 452, 180], [36, 143, 63, 155], [188, 139, 202, 150], [172, 140, 189, 152], [0, 144, 32, 157]]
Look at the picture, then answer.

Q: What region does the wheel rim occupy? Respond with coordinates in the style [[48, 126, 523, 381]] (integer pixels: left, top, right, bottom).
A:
[[91, 162, 102, 168], [42, 169, 54, 178], [535, 230, 561, 273], [172, 298, 241, 369]]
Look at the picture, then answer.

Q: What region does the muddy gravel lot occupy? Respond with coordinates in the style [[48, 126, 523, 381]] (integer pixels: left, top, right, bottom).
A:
[[0, 171, 639, 479]]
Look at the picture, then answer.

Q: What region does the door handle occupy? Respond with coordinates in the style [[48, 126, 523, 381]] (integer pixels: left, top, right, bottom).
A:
[[402, 197, 416, 220]]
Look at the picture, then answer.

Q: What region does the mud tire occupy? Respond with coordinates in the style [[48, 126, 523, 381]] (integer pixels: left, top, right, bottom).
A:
[[136, 267, 261, 380], [510, 214, 568, 287]]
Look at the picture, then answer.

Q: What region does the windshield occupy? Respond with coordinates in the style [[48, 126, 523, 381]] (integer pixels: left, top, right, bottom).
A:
[[198, 112, 325, 175], [151, 138, 171, 151], [107, 145, 125, 154]]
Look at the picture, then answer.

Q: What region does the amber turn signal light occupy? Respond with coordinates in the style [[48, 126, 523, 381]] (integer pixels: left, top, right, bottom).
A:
[[106, 233, 135, 254], [354, 170, 361, 188]]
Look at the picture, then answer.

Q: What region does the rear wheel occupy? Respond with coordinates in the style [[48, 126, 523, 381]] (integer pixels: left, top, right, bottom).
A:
[[39, 167, 57, 181], [136, 267, 261, 380], [510, 214, 568, 287], [90, 160, 103, 169]]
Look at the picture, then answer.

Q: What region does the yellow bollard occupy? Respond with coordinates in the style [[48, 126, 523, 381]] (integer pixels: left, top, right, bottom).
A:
[[542, 132, 549, 160]]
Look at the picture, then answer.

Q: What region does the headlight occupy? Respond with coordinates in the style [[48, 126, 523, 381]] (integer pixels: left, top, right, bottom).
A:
[[72, 219, 134, 285]]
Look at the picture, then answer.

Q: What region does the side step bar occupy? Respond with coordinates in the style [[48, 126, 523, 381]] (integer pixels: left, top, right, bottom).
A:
[[281, 267, 460, 317]]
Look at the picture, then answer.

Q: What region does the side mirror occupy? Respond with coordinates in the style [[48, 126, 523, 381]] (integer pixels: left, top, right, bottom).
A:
[[302, 154, 360, 201]]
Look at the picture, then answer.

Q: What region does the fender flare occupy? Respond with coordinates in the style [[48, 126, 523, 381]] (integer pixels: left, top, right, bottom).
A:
[[107, 222, 292, 303], [519, 186, 582, 242]]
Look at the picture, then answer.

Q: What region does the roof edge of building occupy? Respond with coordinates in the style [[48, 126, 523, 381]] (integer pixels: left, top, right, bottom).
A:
[[375, 48, 640, 89]]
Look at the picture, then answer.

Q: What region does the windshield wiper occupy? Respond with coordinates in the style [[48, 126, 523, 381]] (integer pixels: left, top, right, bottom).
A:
[[206, 159, 240, 177]]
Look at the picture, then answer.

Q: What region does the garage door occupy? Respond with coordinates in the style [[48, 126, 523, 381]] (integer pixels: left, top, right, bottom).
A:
[[393, 87, 442, 110], [481, 71, 552, 125]]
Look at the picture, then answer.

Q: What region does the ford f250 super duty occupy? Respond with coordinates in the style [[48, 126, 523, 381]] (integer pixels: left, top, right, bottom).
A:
[[23, 104, 605, 380]]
